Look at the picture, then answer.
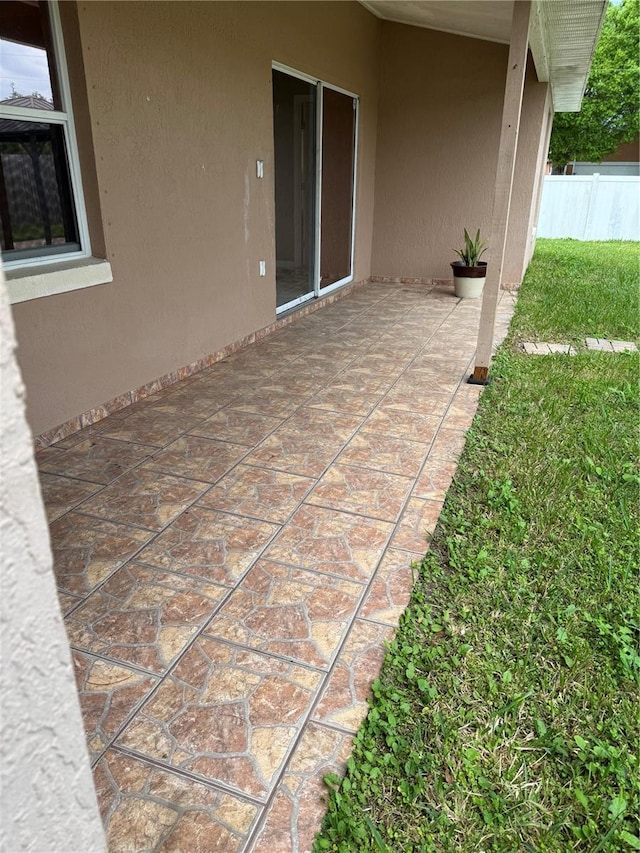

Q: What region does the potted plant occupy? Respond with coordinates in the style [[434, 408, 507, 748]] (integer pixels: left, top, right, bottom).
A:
[[451, 228, 488, 298]]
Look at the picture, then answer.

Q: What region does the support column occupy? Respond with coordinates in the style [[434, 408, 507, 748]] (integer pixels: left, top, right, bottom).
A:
[[471, 0, 531, 384], [0, 265, 106, 853], [526, 91, 554, 268]]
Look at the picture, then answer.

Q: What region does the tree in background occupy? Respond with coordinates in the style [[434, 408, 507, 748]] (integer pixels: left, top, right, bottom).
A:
[[549, 0, 639, 169]]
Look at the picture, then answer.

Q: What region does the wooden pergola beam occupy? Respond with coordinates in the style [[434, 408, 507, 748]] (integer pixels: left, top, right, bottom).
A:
[[471, 0, 531, 384]]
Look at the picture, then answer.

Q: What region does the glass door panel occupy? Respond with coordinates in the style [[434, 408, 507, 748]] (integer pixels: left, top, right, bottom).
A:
[[273, 69, 317, 311], [319, 87, 356, 289]]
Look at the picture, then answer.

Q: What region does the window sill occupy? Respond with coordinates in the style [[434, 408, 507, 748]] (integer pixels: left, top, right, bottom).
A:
[[5, 257, 113, 305]]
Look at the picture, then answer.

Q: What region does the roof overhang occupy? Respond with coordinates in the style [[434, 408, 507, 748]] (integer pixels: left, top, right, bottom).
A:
[[359, 0, 607, 111]]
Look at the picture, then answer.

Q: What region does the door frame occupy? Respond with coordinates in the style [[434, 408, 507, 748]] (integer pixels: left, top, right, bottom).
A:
[[272, 62, 359, 314]]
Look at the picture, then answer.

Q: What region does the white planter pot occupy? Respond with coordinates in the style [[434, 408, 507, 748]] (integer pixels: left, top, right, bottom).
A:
[[453, 275, 486, 298], [451, 261, 487, 299]]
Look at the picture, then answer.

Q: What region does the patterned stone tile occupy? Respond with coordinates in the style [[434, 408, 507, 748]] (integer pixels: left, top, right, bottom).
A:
[[220, 352, 280, 377], [78, 464, 209, 531], [279, 408, 363, 442], [204, 560, 363, 669], [244, 431, 342, 478], [462, 379, 485, 398], [307, 463, 413, 522], [99, 409, 202, 448], [380, 388, 453, 415], [228, 388, 309, 419], [73, 651, 158, 762], [94, 750, 258, 852], [116, 637, 322, 801], [190, 409, 283, 446], [294, 350, 359, 371], [251, 723, 353, 853], [428, 427, 468, 462], [51, 421, 116, 450], [390, 497, 443, 553], [412, 459, 458, 501], [197, 465, 315, 523], [37, 437, 152, 485], [202, 367, 276, 390], [337, 428, 430, 477], [147, 435, 249, 483], [313, 619, 394, 732], [306, 387, 383, 416], [347, 356, 408, 378], [57, 591, 82, 615], [264, 504, 392, 582], [105, 389, 172, 417], [261, 374, 330, 396], [389, 361, 460, 380], [327, 369, 393, 394], [359, 548, 422, 626], [140, 388, 237, 419], [65, 563, 227, 673], [34, 445, 67, 467], [50, 512, 154, 597], [364, 408, 441, 443], [252, 337, 307, 362], [441, 395, 479, 431], [395, 371, 460, 395], [38, 473, 102, 522], [187, 372, 256, 396], [136, 506, 279, 587]]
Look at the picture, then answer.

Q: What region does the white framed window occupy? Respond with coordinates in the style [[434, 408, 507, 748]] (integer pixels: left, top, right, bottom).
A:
[[0, 0, 91, 270]]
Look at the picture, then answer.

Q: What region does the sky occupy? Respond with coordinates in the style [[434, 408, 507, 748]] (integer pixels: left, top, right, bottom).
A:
[[0, 41, 53, 103]]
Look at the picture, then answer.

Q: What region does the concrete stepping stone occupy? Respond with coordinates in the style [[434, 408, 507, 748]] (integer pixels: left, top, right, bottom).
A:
[[522, 338, 637, 355]]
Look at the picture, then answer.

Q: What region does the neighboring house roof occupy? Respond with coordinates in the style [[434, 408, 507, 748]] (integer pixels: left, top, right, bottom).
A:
[[0, 95, 54, 110], [359, 0, 607, 111], [0, 96, 54, 136]]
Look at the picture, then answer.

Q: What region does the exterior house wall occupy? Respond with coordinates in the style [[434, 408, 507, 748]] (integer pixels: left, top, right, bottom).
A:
[[371, 22, 508, 280], [11, 1, 381, 437]]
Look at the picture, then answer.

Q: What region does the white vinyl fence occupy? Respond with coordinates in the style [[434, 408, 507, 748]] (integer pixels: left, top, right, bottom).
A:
[[537, 174, 639, 241]]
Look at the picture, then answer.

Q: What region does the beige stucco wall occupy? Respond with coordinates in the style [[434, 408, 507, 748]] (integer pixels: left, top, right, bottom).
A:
[[0, 266, 105, 852], [11, 1, 380, 437], [502, 57, 551, 285], [371, 22, 508, 281], [524, 98, 553, 271]]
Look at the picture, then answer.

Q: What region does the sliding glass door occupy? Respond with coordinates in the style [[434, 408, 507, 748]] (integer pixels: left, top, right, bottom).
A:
[[272, 65, 358, 313], [319, 86, 356, 290], [273, 69, 317, 310]]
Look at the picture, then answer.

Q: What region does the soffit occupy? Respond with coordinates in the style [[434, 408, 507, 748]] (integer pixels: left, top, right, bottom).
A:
[[360, 0, 607, 111]]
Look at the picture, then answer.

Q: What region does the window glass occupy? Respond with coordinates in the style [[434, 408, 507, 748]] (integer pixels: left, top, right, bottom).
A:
[[0, 118, 79, 257], [0, 1, 60, 109], [0, 1, 86, 264]]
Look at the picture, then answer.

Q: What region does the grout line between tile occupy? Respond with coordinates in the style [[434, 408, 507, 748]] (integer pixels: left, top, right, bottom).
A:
[[109, 743, 267, 808]]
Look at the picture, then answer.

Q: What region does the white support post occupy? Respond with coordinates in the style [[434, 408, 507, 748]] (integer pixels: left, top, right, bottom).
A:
[[471, 0, 531, 383]]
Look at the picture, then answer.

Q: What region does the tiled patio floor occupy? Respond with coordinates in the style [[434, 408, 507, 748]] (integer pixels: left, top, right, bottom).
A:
[[38, 281, 515, 852]]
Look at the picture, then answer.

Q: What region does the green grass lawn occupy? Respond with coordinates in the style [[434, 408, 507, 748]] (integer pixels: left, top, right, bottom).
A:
[[314, 241, 640, 852], [510, 240, 640, 345]]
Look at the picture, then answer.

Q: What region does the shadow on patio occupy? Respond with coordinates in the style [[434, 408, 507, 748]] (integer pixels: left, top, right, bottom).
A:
[[37, 281, 515, 852]]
